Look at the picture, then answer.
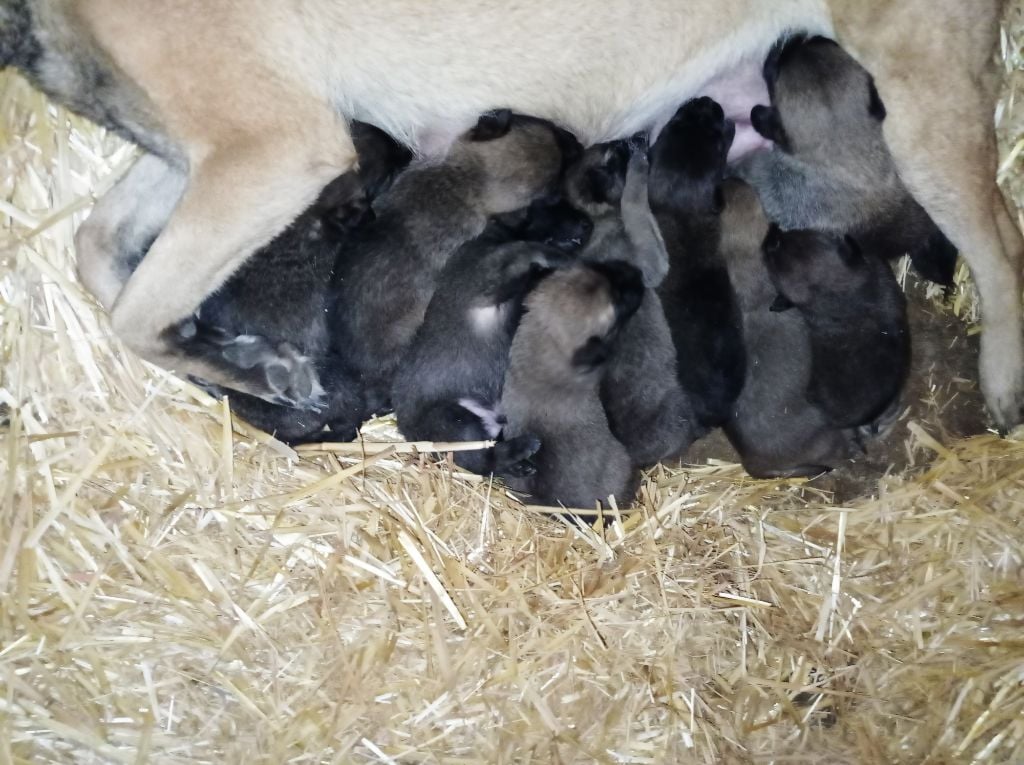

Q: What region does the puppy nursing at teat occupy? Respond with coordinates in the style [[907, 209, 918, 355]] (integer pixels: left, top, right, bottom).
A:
[[3, 0, 1017, 510]]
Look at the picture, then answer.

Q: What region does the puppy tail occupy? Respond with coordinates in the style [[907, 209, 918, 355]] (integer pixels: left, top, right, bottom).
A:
[[0, 0, 38, 72]]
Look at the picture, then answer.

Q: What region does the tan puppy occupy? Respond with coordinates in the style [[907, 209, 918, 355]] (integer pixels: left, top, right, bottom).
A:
[[3, 0, 1020, 428]]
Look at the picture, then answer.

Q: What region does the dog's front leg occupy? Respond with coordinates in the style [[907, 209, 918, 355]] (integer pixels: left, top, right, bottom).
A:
[[76, 153, 187, 311], [109, 135, 359, 409]]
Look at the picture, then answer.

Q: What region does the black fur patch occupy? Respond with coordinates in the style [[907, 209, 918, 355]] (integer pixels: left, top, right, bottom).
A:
[[469, 109, 514, 141], [1, 0, 41, 71], [867, 79, 887, 121]]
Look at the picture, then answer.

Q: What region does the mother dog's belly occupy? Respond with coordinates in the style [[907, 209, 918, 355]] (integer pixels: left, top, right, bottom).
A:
[[318, 0, 832, 153]]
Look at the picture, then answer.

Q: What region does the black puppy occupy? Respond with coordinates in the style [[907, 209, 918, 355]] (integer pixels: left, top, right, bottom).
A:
[[763, 226, 911, 429], [564, 140, 695, 466], [719, 179, 860, 478], [737, 35, 958, 286], [501, 260, 644, 508], [392, 201, 588, 475], [180, 121, 412, 442], [327, 111, 578, 420], [649, 96, 746, 435]]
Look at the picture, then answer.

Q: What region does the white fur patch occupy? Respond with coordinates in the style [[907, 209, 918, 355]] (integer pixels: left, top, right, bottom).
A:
[[458, 398, 505, 438], [469, 305, 503, 336]]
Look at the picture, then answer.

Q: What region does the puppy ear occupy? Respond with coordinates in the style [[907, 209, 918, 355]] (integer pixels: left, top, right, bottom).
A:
[[839, 234, 865, 266], [712, 185, 726, 214], [571, 335, 612, 371], [469, 109, 514, 141], [750, 105, 789, 148], [588, 259, 645, 323], [867, 78, 887, 121], [349, 120, 413, 198], [769, 294, 796, 312], [762, 222, 784, 253]]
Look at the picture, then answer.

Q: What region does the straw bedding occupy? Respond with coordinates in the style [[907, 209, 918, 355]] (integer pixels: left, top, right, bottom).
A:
[[3, 10, 1024, 764]]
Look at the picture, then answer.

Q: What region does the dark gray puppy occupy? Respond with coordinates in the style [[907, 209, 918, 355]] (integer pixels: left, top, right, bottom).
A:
[[763, 226, 911, 429], [392, 201, 589, 475], [186, 122, 413, 443], [327, 111, 578, 419], [737, 35, 958, 286], [502, 260, 644, 509], [564, 139, 695, 466], [719, 179, 859, 479], [649, 96, 746, 435]]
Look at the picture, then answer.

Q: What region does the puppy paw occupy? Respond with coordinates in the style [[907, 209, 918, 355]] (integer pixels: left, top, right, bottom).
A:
[[494, 435, 542, 478]]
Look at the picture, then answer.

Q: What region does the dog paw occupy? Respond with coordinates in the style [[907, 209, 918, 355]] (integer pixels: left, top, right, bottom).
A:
[[176, 320, 326, 411]]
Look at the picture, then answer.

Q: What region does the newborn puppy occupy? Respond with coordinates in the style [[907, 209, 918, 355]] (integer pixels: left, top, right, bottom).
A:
[[392, 202, 588, 475], [328, 111, 578, 418], [737, 35, 958, 286], [502, 260, 644, 509], [763, 226, 911, 429], [649, 96, 746, 435], [565, 140, 695, 465], [719, 179, 859, 479], [180, 122, 413, 442]]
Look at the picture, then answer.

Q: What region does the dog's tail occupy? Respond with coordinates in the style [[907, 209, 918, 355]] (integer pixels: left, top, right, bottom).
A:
[[0, 0, 38, 72]]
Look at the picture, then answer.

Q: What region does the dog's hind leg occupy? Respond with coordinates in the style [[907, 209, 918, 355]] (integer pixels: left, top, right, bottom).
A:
[[882, 101, 1023, 431], [109, 130, 359, 409], [842, 3, 1024, 430], [75, 152, 187, 310]]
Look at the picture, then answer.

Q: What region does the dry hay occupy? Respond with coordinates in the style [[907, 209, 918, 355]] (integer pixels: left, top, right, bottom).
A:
[[3, 12, 1024, 765]]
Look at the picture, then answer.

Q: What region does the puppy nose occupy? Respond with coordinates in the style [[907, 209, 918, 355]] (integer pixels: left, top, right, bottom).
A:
[[763, 223, 783, 252]]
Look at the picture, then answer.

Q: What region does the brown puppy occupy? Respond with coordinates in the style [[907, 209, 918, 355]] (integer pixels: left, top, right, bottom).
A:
[[737, 35, 958, 286], [4, 0, 1019, 429], [501, 261, 644, 509], [719, 179, 859, 479]]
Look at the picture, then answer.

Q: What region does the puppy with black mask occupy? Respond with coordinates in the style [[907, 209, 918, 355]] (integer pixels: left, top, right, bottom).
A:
[[501, 260, 644, 508], [177, 121, 413, 442], [327, 111, 580, 420], [649, 96, 746, 435], [392, 201, 589, 476], [763, 226, 910, 430], [719, 179, 860, 479], [737, 35, 959, 287], [564, 140, 695, 466]]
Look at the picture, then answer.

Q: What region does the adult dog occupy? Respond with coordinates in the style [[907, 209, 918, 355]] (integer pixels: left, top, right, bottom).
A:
[[2, 0, 1020, 428]]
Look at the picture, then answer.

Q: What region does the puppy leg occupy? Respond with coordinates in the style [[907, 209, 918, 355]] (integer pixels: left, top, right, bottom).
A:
[[75, 153, 187, 310], [878, 87, 1024, 430], [110, 136, 358, 407], [620, 153, 669, 288]]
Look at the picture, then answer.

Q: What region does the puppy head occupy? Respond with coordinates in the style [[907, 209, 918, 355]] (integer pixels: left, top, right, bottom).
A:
[[762, 225, 870, 306], [311, 122, 413, 233], [490, 197, 594, 253], [522, 261, 644, 374], [458, 111, 582, 214], [562, 139, 635, 215], [756, 36, 885, 155], [649, 97, 735, 211]]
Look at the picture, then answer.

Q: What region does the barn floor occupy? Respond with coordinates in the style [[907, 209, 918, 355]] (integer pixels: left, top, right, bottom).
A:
[[2, 7, 1024, 764]]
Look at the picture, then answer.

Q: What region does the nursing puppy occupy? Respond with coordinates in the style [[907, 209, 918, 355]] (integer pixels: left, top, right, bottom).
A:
[[737, 35, 959, 286], [327, 111, 576, 418], [763, 226, 911, 429], [392, 201, 589, 475], [175, 122, 412, 443], [649, 96, 745, 435], [6, 0, 1020, 431], [719, 179, 858, 479], [502, 261, 644, 509], [565, 140, 695, 466]]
